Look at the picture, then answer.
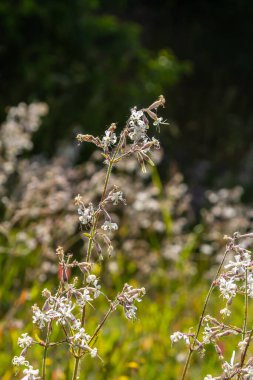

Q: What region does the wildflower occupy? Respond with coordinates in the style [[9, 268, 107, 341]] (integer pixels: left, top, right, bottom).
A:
[[12, 355, 29, 367], [90, 347, 98, 358], [125, 304, 137, 320], [218, 277, 237, 300], [21, 365, 39, 380], [101, 221, 118, 231], [74, 194, 83, 206], [86, 274, 97, 284], [72, 327, 91, 348], [78, 203, 94, 226], [153, 117, 169, 127], [55, 298, 75, 325], [18, 333, 33, 348], [242, 365, 253, 379], [204, 375, 216, 380], [117, 284, 145, 320], [170, 332, 190, 345], [128, 108, 148, 142], [238, 338, 248, 351], [220, 307, 231, 317], [170, 331, 183, 343], [32, 305, 50, 329], [102, 129, 117, 150], [72, 319, 81, 330], [225, 254, 250, 275], [222, 350, 235, 376], [76, 288, 92, 307], [202, 324, 213, 344], [110, 191, 125, 205]]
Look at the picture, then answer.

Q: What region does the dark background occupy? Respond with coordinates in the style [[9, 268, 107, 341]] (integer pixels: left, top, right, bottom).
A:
[[1, 0, 253, 189]]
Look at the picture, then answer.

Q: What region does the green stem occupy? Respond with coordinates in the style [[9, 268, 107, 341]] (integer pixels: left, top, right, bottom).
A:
[[42, 322, 52, 380], [243, 268, 248, 340], [240, 327, 253, 370], [88, 305, 113, 345], [72, 357, 80, 380], [238, 268, 249, 380]]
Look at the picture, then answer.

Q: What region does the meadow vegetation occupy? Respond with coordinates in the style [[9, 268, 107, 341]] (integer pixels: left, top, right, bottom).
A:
[[1, 99, 253, 379]]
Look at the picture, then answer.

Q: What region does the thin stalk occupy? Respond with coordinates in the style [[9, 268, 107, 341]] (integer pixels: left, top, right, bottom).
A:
[[71, 357, 80, 380], [42, 322, 52, 380], [72, 134, 124, 380], [88, 304, 114, 345], [180, 243, 231, 380], [240, 327, 253, 370], [242, 268, 248, 341], [238, 268, 249, 380]]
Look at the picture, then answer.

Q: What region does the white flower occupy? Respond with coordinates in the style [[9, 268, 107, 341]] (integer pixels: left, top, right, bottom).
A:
[[238, 338, 248, 351], [86, 275, 101, 298], [86, 274, 97, 284], [204, 375, 216, 380], [89, 347, 98, 358], [170, 331, 183, 343], [222, 350, 235, 375], [101, 221, 118, 231], [125, 304, 137, 320], [128, 108, 148, 142], [220, 307, 231, 317], [12, 355, 29, 367], [170, 331, 190, 345], [55, 299, 75, 325], [242, 365, 253, 379], [102, 130, 117, 149], [247, 274, 253, 298], [72, 319, 81, 330], [32, 306, 50, 329], [225, 254, 250, 275], [21, 366, 40, 380], [78, 203, 93, 226], [18, 333, 33, 348], [219, 278, 237, 299], [153, 117, 169, 127], [72, 327, 91, 348], [76, 288, 92, 307], [202, 324, 212, 344], [110, 191, 124, 205]]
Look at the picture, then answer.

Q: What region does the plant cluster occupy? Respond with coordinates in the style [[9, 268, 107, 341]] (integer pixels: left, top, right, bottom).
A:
[[171, 232, 253, 379], [11, 96, 167, 379]]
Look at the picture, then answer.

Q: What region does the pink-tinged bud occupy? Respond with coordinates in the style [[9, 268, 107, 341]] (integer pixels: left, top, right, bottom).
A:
[[58, 264, 71, 282]]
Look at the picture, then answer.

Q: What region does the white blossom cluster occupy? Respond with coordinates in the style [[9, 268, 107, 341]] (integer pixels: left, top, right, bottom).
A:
[[128, 108, 148, 142], [116, 283, 146, 320], [77, 202, 94, 226], [102, 129, 117, 150], [12, 332, 39, 379], [170, 233, 253, 379], [0, 102, 48, 193]]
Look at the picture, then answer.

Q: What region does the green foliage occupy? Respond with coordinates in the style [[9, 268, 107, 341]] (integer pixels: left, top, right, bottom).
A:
[[0, 0, 189, 156]]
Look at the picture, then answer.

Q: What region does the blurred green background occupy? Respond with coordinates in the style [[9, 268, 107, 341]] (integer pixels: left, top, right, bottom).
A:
[[1, 1, 253, 379]]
